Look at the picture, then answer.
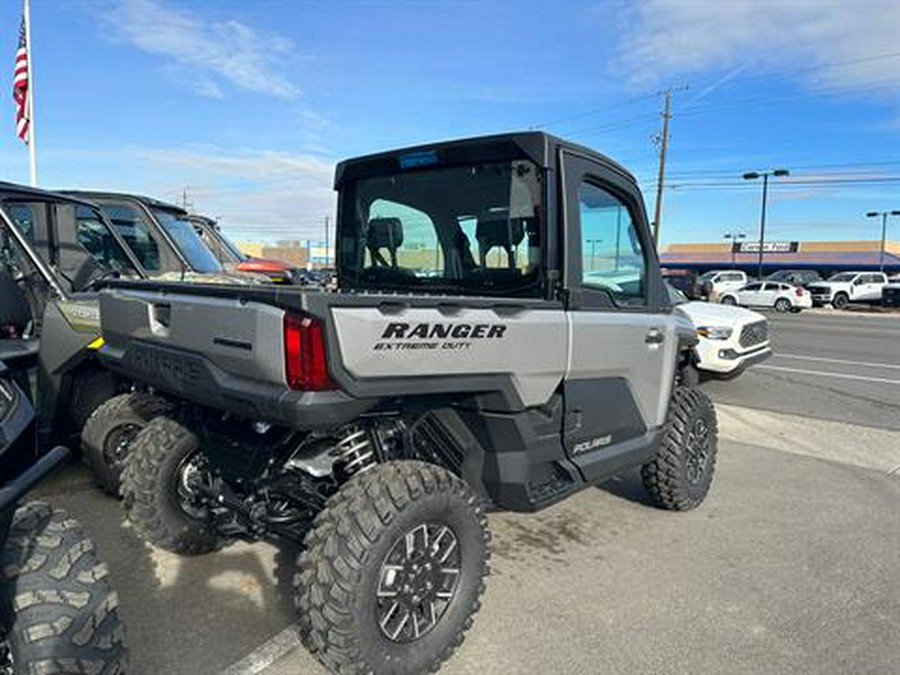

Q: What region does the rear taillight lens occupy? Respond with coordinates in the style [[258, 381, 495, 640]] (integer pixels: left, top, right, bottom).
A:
[[795, 286, 803, 297], [284, 313, 334, 390]]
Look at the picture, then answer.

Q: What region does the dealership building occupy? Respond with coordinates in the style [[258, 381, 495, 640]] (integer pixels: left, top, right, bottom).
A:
[[660, 239, 900, 275]]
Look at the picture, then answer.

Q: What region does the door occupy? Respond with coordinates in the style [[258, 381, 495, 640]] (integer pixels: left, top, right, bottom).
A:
[[860, 274, 883, 301], [756, 282, 779, 307], [736, 282, 762, 305], [560, 151, 677, 481]]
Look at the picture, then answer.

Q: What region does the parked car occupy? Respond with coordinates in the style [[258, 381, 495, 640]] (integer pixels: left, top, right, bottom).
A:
[[765, 269, 821, 286], [882, 274, 900, 307], [62, 191, 265, 284], [669, 285, 771, 380], [806, 271, 888, 308], [662, 268, 698, 298], [719, 281, 812, 312], [188, 214, 305, 284], [693, 269, 748, 300]]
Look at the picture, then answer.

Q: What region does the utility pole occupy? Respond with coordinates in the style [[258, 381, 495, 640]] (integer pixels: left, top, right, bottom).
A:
[[651, 85, 687, 246], [181, 187, 193, 212]]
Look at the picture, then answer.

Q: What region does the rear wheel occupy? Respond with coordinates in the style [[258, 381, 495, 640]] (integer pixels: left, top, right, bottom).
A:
[[832, 292, 849, 309], [121, 415, 223, 556], [774, 297, 792, 313], [0, 503, 127, 674], [642, 387, 718, 511], [295, 461, 490, 675], [81, 392, 172, 496]]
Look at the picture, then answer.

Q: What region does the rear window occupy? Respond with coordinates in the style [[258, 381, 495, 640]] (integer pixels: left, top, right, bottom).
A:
[[338, 160, 544, 296]]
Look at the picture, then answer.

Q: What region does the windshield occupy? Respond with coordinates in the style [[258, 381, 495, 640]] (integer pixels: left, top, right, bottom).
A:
[[152, 208, 223, 273], [697, 271, 716, 282], [191, 218, 243, 264], [827, 272, 857, 282], [338, 160, 544, 296]]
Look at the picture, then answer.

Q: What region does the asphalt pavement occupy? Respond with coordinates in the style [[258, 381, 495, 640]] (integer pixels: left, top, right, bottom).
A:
[[705, 310, 900, 430], [26, 308, 900, 675]]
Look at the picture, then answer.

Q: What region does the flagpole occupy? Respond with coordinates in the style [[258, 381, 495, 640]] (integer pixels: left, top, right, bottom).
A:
[[23, 0, 37, 186]]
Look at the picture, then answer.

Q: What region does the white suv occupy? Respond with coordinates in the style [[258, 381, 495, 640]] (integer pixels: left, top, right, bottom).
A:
[[806, 272, 887, 308], [694, 270, 748, 301]]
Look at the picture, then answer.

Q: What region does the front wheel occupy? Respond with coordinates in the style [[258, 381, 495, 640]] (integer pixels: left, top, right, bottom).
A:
[[720, 295, 737, 306], [295, 461, 490, 675], [642, 387, 718, 511], [832, 293, 849, 309], [774, 298, 792, 313], [0, 503, 128, 674]]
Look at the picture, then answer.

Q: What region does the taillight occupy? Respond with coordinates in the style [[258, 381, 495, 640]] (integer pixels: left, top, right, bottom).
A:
[[795, 286, 803, 297], [283, 313, 334, 390]]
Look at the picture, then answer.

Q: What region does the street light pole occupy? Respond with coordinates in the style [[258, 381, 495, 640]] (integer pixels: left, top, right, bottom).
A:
[[866, 210, 900, 273], [742, 169, 789, 279]]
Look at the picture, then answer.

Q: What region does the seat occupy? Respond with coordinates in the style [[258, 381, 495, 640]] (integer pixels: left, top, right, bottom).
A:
[[0, 270, 32, 339], [475, 218, 526, 270], [366, 217, 404, 268]]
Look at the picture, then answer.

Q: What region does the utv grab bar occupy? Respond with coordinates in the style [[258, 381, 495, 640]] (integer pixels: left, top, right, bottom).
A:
[[0, 446, 70, 512]]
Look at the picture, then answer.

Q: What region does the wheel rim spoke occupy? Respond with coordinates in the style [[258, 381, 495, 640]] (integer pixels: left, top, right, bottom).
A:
[[376, 522, 461, 644]]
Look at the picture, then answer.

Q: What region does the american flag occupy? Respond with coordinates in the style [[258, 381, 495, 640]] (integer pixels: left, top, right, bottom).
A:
[[13, 16, 29, 144]]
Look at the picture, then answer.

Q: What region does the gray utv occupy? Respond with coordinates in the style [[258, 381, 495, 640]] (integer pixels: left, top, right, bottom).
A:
[[97, 132, 718, 674]]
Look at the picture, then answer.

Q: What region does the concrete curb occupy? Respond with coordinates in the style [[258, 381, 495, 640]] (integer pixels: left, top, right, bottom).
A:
[[716, 403, 900, 475]]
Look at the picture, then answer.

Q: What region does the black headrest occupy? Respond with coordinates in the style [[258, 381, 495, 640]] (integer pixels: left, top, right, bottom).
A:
[[367, 218, 403, 250], [0, 271, 31, 337], [476, 218, 526, 249]]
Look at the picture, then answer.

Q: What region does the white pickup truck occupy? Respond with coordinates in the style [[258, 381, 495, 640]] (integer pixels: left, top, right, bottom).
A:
[[806, 271, 888, 308]]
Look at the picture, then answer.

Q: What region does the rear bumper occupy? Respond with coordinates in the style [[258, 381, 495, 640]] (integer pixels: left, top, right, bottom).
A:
[[98, 340, 377, 430]]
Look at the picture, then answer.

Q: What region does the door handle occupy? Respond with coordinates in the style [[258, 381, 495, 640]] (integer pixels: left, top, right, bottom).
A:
[[645, 328, 665, 345]]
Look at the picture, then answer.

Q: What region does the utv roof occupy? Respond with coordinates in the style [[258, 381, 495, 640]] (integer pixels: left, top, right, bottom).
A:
[[334, 131, 636, 188], [61, 190, 187, 214], [0, 181, 101, 209]]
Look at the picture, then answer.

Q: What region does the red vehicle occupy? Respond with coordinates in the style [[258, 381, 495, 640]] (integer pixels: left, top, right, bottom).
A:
[[188, 215, 312, 284]]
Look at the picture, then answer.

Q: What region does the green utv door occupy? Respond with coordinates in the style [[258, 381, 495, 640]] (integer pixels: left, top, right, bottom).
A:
[[559, 150, 678, 481]]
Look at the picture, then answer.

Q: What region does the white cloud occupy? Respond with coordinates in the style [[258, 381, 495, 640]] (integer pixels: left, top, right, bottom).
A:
[[616, 0, 900, 94], [131, 147, 336, 241], [101, 0, 299, 98]]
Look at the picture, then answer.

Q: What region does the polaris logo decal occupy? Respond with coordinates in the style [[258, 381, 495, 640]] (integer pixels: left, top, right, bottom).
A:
[[572, 435, 612, 455], [374, 322, 507, 352]]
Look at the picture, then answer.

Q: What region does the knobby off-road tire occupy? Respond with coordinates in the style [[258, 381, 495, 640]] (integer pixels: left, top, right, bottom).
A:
[[0, 503, 127, 674], [121, 415, 222, 556], [81, 392, 172, 496], [642, 387, 718, 511], [295, 461, 490, 675]]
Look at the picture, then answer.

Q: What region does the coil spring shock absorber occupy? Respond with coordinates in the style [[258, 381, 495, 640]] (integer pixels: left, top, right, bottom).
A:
[[332, 427, 376, 478]]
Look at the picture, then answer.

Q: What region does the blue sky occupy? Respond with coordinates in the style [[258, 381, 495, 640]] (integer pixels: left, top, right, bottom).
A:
[[1, 0, 899, 245]]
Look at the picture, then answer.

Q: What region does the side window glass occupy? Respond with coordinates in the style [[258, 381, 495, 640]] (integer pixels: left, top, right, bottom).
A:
[[578, 182, 646, 305], [367, 198, 441, 277], [104, 204, 161, 271], [74, 206, 136, 274], [6, 204, 36, 243]]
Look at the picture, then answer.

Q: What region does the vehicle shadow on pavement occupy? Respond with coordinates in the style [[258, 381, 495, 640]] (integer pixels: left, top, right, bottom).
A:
[[596, 467, 658, 508], [33, 463, 299, 675]]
